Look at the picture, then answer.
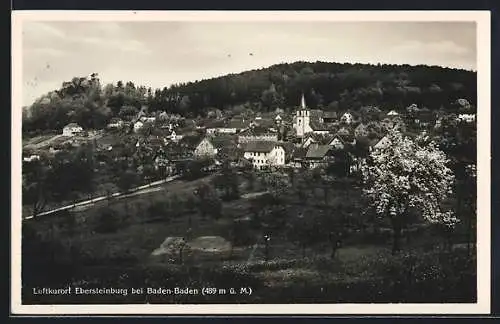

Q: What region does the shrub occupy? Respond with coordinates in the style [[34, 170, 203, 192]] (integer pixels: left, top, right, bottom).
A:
[[93, 207, 122, 233]]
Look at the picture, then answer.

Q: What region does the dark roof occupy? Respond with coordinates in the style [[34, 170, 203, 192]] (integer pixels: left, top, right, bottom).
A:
[[239, 126, 275, 137], [209, 135, 236, 149], [306, 144, 332, 159], [147, 137, 164, 147], [179, 134, 203, 149], [293, 147, 308, 159], [205, 119, 225, 128], [252, 118, 275, 128], [329, 135, 345, 144], [322, 111, 337, 119], [310, 119, 330, 131], [65, 123, 81, 128], [337, 133, 355, 143], [309, 109, 323, 118], [305, 133, 335, 145], [226, 118, 248, 129], [355, 123, 367, 131], [242, 141, 279, 153], [336, 127, 352, 136]]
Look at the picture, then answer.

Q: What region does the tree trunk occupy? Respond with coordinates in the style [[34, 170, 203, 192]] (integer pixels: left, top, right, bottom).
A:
[[392, 220, 402, 255], [179, 246, 184, 265], [331, 245, 336, 260], [405, 227, 411, 246]]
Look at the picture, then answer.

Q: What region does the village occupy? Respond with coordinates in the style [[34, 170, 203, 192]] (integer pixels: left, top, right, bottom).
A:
[[22, 94, 476, 183]]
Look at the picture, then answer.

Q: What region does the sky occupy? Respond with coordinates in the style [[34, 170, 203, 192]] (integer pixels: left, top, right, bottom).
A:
[[21, 21, 477, 107]]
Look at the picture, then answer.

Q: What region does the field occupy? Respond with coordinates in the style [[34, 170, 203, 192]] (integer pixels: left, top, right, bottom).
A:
[[22, 173, 476, 304]]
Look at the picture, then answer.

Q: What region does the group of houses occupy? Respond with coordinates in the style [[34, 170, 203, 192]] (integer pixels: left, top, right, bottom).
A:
[[29, 94, 475, 175], [163, 93, 399, 172]]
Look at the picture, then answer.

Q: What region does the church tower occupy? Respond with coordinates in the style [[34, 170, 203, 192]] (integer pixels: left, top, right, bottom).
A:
[[294, 93, 311, 137]]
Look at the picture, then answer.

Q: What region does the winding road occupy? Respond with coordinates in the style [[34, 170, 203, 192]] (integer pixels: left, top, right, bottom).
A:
[[23, 175, 180, 220]]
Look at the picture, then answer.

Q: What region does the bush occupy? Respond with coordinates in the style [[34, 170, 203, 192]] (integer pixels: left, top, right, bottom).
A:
[[93, 207, 122, 233], [147, 201, 171, 221], [230, 220, 256, 247]]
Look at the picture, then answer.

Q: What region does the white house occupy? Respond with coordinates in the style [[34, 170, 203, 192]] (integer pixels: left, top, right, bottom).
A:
[[205, 119, 247, 135], [328, 135, 345, 150], [133, 121, 144, 132], [373, 135, 392, 151], [340, 112, 354, 124], [140, 116, 156, 123], [457, 114, 476, 123], [23, 154, 40, 162], [243, 141, 286, 170], [194, 137, 218, 158], [387, 110, 399, 117], [62, 123, 83, 136], [107, 118, 124, 129]]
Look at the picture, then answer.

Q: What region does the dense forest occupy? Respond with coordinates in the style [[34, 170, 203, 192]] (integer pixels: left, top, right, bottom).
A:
[[22, 61, 476, 133]]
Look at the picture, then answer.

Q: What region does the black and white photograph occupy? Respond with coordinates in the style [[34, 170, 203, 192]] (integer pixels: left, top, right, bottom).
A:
[[11, 11, 490, 315]]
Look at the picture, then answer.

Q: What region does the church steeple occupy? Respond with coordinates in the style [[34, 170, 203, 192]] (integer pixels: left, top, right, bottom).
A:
[[300, 93, 306, 109]]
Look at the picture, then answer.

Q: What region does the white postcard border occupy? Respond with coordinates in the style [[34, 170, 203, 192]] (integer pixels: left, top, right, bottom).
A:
[[11, 10, 491, 315]]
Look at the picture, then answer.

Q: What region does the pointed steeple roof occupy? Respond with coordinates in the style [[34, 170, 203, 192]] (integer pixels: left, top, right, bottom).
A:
[[300, 93, 307, 110]]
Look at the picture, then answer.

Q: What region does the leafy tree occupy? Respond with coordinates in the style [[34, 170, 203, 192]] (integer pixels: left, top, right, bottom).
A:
[[194, 184, 222, 220], [117, 169, 140, 193], [212, 161, 240, 201], [22, 160, 50, 217], [286, 212, 325, 258], [361, 129, 457, 254], [23, 63, 476, 134]]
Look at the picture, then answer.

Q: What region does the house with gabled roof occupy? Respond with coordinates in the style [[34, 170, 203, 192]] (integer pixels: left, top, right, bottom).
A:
[[303, 143, 334, 169], [301, 135, 318, 149], [62, 123, 83, 136], [107, 118, 124, 129], [373, 135, 391, 151], [133, 120, 144, 133], [354, 123, 369, 139], [205, 118, 248, 135], [336, 126, 351, 136], [322, 111, 337, 123], [291, 147, 308, 169], [193, 135, 239, 160], [309, 119, 330, 135], [242, 141, 286, 170], [328, 135, 345, 150], [340, 111, 354, 125]]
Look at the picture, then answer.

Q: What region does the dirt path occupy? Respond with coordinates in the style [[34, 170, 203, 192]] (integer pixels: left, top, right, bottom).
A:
[[23, 176, 180, 220]]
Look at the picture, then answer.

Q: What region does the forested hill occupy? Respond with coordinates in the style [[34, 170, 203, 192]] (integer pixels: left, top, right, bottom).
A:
[[23, 61, 476, 132]]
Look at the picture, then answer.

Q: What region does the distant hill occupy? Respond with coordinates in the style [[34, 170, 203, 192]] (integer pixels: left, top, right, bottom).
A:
[[23, 61, 476, 133]]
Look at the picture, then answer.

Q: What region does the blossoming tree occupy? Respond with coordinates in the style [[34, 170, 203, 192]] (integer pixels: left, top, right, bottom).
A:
[[361, 129, 457, 254]]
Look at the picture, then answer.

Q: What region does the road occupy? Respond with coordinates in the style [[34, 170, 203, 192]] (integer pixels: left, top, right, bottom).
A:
[[23, 175, 180, 220]]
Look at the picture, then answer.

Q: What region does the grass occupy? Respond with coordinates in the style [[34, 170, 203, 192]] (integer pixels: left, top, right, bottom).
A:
[[22, 174, 476, 304]]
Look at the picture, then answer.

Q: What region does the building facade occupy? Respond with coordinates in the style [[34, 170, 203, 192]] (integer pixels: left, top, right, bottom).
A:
[[243, 141, 286, 170]]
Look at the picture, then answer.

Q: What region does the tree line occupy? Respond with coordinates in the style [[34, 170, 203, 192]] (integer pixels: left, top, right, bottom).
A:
[[23, 62, 476, 133]]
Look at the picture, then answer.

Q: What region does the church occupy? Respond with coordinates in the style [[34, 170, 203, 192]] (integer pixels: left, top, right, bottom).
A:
[[292, 93, 330, 139]]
